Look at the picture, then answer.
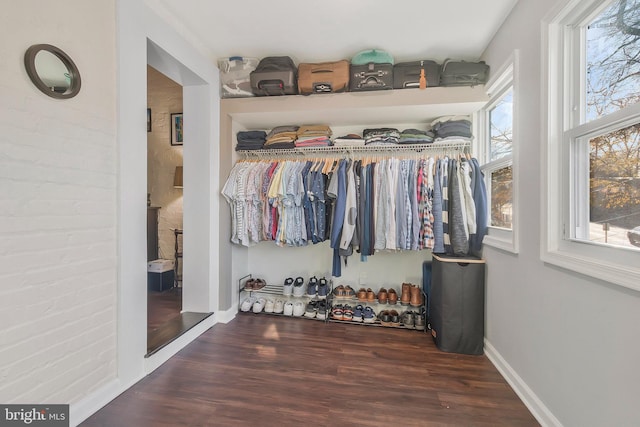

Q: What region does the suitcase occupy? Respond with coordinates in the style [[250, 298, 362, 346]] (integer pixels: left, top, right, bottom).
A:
[[298, 60, 350, 95], [440, 60, 490, 87], [218, 56, 259, 98], [349, 63, 393, 92], [250, 56, 298, 96], [393, 60, 441, 89]]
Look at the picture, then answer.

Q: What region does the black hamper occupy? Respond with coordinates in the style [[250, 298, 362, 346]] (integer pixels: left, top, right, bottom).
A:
[[429, 254, 485, 355]]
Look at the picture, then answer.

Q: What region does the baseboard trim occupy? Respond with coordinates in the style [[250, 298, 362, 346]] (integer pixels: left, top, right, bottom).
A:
[[214, 306, 237, 324], [70, 376, 142, 427], [484, 339, 563, 427]]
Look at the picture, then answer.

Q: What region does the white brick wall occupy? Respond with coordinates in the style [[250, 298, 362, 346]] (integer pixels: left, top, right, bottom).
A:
[[0, 0, 117, 405]]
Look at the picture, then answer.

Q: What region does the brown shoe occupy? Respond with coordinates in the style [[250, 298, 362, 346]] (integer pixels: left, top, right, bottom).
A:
[[357, 288, 368, 301], [387, 288, 398, 305], [389, 309, 400, 326], [378, 310, 391, 325], [400, 282, 411, 306], [344, 285, 356, 299], [377, 288, 388, 304], [410, 284, 423, 307], [366, 288, 376, 303]]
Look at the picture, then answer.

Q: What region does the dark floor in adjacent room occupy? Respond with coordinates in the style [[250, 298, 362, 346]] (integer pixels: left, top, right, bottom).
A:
[[83, 314, 539, 427]]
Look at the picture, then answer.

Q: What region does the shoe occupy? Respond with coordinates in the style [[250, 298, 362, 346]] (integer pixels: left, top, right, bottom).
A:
[[317, 278, 329, 299], [331, 304, 344, 320], [378, 288, 388, 304], [240, 297, 255, 312], [344, 286, 356, 299], [332, 285, 345, 299], [293, 301, 305, 317], [389, 310, 400, 326], [304, 300, 317, 318], [307, 276, 318, 297], [402, 311, 415, 329], [273, 299, 284, 314], [378, 310, 391, 325], [415, 311, 426, 330], [352, 304, 364, 322], [388, 288, 398, 305], [264, 299, 275, 313], [293, 277, 306, 297], [253, 278, 266, 291], [410, 284, 423, 307], [283, 301, 294, 316], [283, 277, 294, 296], [401, 282, 411, 306], [357, 288, 368, 301], [244, 279, 255, 291], [342, 304, 354, 321], [252, 297, 266, 313], [316, 300, 328, 320], [366, 288, 376, 303], [363, 306, 376, 323]]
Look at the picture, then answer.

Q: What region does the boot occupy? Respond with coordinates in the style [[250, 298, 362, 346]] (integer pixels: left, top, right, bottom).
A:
[[401, 283, 411, 306], [410, 284, 423, 307]]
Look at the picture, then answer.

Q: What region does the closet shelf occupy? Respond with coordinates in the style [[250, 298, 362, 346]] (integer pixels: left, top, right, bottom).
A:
[[238, 140, 471, 158]]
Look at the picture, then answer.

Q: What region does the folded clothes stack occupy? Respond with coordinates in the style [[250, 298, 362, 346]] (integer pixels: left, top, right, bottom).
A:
[[363, 128, 400, 145], [295, 125, 333, 147], [264, 125, 299, 149], [235, 130, 267, 151], [333, 133, 365, 147], [431, 115, 473, 141], [398, 128, 435, 144]]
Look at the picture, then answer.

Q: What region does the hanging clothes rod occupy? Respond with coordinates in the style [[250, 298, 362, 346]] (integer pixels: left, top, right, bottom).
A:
[[237, 140, 471, 158]]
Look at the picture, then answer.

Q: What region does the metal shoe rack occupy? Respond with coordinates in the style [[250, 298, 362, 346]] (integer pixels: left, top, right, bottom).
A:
[[326, 289, 429, 333], [238, 274, 333, 322]]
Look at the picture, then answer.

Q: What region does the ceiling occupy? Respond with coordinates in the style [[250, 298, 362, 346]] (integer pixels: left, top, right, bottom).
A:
[[145, 0, 519, 66]]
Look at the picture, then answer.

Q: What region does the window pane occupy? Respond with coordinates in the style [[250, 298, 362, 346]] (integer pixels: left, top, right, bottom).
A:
[[586, 0, 640, 121], [491, 166, 513, 229], [588, 122, 640, 248], [489, 89, 513, 161]]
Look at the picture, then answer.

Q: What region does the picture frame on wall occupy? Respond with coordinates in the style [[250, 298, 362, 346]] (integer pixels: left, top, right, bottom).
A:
[[171, 113, 183, 146], [147, 108, 152, 132]]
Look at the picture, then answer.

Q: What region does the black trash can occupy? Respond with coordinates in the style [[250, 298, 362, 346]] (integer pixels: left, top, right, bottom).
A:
[[429, 253, 485, 355]]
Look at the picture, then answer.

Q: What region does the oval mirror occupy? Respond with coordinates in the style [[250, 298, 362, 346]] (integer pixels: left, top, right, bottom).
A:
[[24, 44, 81, 99]]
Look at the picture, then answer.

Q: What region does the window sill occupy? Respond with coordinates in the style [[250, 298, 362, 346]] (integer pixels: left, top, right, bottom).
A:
[[541, 247, 640, 293], [483, 234, 518, 254]]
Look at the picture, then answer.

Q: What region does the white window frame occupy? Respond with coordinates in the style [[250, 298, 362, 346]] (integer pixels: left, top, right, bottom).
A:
[[543, 0, 640, 292], [477, 50, 519, 254]]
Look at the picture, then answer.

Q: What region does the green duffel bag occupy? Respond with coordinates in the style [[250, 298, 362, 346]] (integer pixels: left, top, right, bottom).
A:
[[351, 49, 394, 66]]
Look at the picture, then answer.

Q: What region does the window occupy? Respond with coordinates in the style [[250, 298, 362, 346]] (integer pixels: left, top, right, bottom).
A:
[[544, 0, 640, 291], [479, 52, 519, 253]]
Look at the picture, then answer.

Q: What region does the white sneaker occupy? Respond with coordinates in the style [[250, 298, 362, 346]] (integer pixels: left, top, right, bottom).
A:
[[283, 301, 294, 316], [273, 299, 284, 314], [283, 278, 294, 296], [264, 299, 275, 313], [252, 297, 266, 313], [292, 301, 305, 317], [240, 297, 255, 312], [292, 277, 306, 297]]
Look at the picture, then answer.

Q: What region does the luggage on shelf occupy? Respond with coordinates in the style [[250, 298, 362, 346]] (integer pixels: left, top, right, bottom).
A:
[[440, 60, 490, 87], [349, 49, 394, 92], [298, 60, 349, 95], [218, 56, 259, 98], [393, 60, 441, 89], [250, 56, 298, 96]]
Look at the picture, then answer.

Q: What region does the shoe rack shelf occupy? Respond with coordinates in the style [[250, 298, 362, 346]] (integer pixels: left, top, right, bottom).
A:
[[326, 291, 428, 333], [237, 274, 332, 322]]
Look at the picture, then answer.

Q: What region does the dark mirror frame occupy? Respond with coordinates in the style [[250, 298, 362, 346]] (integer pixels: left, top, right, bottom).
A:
[[24, 44, 81, 99]]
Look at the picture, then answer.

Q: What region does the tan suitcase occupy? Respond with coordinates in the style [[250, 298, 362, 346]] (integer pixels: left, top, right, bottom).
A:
[[297, 60, 350, 95]]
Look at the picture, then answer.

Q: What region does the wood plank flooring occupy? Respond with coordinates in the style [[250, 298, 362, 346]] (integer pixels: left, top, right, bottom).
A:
[[83, 314, 539, 427], [147, 287, 182, 333]]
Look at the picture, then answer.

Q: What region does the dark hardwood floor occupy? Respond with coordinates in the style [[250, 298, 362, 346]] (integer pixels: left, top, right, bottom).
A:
[[147, 287, 182, 333], [84, 314, 539, 427]]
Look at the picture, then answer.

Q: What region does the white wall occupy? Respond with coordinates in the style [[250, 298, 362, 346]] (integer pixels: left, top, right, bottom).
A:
[[481, 0, 640, 425], [147, 65, 183, 261], [0, 0, 117, 405]]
